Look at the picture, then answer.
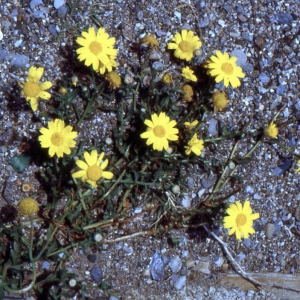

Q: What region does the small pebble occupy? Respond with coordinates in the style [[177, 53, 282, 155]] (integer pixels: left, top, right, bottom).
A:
[[91, 267, 102, 283], [174, 276, 186, 290], [264, 223, 276, 239]]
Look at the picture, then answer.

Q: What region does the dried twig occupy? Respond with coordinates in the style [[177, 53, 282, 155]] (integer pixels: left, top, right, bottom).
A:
[[202, 225, 300, 293]]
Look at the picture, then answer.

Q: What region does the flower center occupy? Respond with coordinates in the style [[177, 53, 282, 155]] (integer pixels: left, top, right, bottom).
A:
[[51, 133, 64, 146], [23, 82, 40, 98], [221, 62, 234, 75], [87, 165, 102, 182], [89, 41, 103, 55], [179, 41, 192, 52], [236, 213, 247, 226], [153, 125, 166, 138]]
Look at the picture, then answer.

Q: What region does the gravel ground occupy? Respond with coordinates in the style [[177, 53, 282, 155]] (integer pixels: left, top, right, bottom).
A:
[[1, 0, 300, 299]]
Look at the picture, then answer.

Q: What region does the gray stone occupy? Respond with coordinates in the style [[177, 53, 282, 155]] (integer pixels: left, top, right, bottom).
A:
[[10, 54, 29, 68], [30, 0, 43, 10], [152, 62, 164, 71], [245, 186, 254, 194], [54, 0, 66, 9], [148, 50, 161, 61], [169, 256, 182, 273], [276, 84, 288, 95], [193, 260, 210, 275], [272, 159, 292, 176], [208, 118, 218, 136], [33, 9, 47, 19], [275, 13, 293, 25], [87, 254, 97, 263], [57, 6, 68, 18], [295, 206, 300, 222], [150, 251, 164, 280], [174, 275, 186, 290], [41, 261, 50, 270], [198, 17, 209, 28], [242, 63, 253, 73], [214, 256, 224, 268], [265, 223, 276, 239], [91, 267, 102, 283], [223, 5, 233, 13], [48, 24, 57, 37], [236, 5, 244, 13], [235, 252, 245, 262], [253, 193, 261, 200], [231, 49, 247, 66], [241, 32, 252, 41], [201, 178, 214, 189], [137, 11, 143, 21], [156, 30, 167, 37], [258, 72, 270, 84]]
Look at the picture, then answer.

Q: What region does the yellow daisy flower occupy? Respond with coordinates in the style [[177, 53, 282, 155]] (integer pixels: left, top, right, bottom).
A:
[[143, 34, 159, 48], [182, 66, 197, 82], [167, 29, 202, 61], [72, 150, 113, 188], [184, 120, 199, 130], [223, 200, 259, 240], [212, 91, 228, 112], [296, 159, 300, 173], [97, 56, 118, 75], [140, 112, 179, 151], [206, 51, 245, 88], [38, 119, 78, 158], [105, 71, 121, 89], [76, 27, 118, 73], [18, 198, 39, 216], [265, 122, 278, 138], [20, 66, 52, 111], [184, 134, 204, 156], [181, 84, 194, 102]]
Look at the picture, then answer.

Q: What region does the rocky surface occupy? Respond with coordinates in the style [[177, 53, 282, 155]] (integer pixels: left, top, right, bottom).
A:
[[1, 0, 300, 299]]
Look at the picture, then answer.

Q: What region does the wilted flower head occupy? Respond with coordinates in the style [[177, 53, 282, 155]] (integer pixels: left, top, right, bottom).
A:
[[184, 120, 199, 130], [142, 34, 159, 48], [181, 84, 194, 102], [162, 73, 173, 84], [182, 66, 197, 82], [105, 71, 121, 89], [18, 198, 39, 216], [184, 134, 204, 156], [212, 91, 228, 112]]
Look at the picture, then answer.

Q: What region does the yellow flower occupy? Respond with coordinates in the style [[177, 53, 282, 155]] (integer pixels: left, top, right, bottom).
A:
[[223, 200, 259, 240], [20, 66, 52, 111], [71, 75, 78, 87], [96, 56, 118, 75], [18, 198, 39, 216], [38, 119, 78, 158], [167, 29, 202, 61], [184, 134, 204, 156], [265, 122, 278, 138], [182, 66, 197, 82], [184, 120, 199, 130], [162, 73, 173, 84], [296, 159, 300, 173], [140, 112, 179, 151], [212, 91, 228, 112], [76, 27, 118, 73], [72, 150, 113, 188], [143, 34, 159, 48], [206, 51, 245, 88], [105, 71, 121, 89], [181, 84, 194, 102]]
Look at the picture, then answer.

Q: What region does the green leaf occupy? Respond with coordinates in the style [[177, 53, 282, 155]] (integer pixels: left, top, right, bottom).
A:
[[8, 153, 31, 172], [233, 157, 252, 165]]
